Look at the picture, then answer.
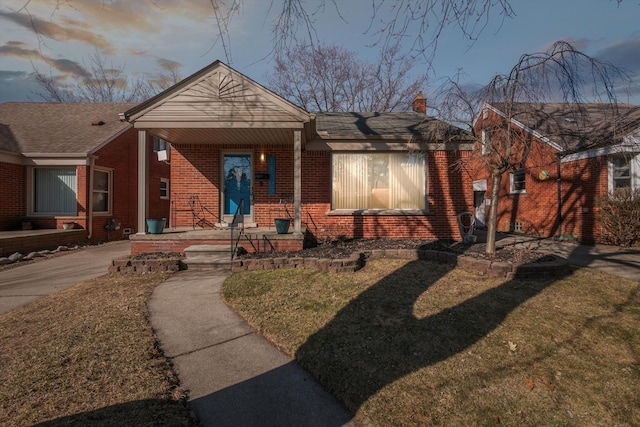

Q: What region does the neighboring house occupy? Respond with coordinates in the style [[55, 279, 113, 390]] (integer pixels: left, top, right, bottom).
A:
[[473, 102, 640, 243], [0, 103, 170, 242], [122, 61, 475, 242]]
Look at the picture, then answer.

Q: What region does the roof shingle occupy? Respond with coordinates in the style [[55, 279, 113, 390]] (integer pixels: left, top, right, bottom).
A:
[[489, 102, 640, 152], [0, 102, 137, 155]]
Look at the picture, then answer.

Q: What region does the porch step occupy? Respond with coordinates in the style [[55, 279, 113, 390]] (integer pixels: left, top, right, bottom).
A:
[[183, 245, 232, 271]]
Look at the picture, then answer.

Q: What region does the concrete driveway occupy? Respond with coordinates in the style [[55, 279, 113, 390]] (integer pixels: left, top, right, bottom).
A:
[[0, 241, 131, 315]]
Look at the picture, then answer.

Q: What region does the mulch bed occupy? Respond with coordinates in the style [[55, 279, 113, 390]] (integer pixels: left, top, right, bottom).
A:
[[239, 237, 555, 265]]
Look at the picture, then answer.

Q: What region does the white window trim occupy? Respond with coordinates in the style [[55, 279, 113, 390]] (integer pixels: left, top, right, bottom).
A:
[[509, 170, 527, 194], [608, 154, 639, 192], [160, 178, 170, 200], [481, 129, 490, 155], [92, 167, 113, 216]]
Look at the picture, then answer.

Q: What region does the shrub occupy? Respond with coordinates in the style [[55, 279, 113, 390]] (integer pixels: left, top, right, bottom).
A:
[[598, 188, 640, 246]]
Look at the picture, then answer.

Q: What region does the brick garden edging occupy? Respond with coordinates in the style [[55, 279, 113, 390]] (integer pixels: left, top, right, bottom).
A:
[[109, 256, 185, 274], [231, 248, 568, 279]]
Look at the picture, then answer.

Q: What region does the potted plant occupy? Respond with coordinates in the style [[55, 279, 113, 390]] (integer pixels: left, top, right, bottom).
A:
[[146, 218, 166, 234], [274, 218, 290, 234]]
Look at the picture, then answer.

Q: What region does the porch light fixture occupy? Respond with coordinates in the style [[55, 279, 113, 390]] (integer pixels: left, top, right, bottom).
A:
[[260, 149, 266, 162]]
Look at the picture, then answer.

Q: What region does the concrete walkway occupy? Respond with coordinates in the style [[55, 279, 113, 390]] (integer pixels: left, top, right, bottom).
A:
[[148, 270, 355, 427], [0, 241, 131, 315]]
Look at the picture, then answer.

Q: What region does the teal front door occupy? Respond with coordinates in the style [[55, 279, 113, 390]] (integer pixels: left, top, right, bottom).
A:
[[222, 153, 252, 223]]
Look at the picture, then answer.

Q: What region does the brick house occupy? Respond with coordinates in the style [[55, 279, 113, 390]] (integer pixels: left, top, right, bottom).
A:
[[472, 102, 640, 243], [0, 102, 170, 242], [122, 60, 475, 247]]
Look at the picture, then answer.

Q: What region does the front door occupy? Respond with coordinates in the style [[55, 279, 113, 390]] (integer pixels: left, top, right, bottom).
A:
[[222, 153, 253, 224]]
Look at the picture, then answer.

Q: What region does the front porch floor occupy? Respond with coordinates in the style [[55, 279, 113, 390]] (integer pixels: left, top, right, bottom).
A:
[[129, 226, 306, 254]]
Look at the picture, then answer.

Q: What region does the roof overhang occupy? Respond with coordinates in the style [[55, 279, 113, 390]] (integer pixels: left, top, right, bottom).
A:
[[122, 61, 312, 146], [306, 139, 473, 151]]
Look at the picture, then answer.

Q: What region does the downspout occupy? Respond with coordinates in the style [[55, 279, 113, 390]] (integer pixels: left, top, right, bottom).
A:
[[556, 154, 562, 239], [87, 155, 96, 239]]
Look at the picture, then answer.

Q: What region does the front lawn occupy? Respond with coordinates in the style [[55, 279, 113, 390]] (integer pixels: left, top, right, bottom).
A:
[[223, 259, 640, 426], [0, 273, 195, 427]]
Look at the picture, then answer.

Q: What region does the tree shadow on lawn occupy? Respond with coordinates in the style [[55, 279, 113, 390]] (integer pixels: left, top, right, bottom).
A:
[[294, 256, 572, 413]]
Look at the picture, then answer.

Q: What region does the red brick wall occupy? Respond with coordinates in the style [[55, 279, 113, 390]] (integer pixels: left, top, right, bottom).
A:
[[92, 129, 170, 241], [560, 156, 608, 243], [473, 108, 611, 243], [0, 160, 26, 230], [170, 144, 221, 227], [170, 144, 475, 241]]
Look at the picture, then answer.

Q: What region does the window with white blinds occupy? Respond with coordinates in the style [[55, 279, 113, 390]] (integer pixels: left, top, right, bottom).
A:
[[34, 168, 77, 214], [332, 153, 426, 210]]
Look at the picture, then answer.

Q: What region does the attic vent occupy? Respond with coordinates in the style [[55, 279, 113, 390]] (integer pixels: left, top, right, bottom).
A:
[[92, 120, 105, 126], [565, 118, 577, 123]]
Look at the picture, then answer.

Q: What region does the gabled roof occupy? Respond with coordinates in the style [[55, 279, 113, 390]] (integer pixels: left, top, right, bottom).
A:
[[0, 102, 136, 156], [123, 60, 311, 129], [486, 102, 640, 153], [315, 112, 469, 142]]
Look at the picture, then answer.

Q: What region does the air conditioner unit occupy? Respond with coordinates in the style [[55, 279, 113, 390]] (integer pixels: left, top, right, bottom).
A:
[[157, 150, 168, 161]]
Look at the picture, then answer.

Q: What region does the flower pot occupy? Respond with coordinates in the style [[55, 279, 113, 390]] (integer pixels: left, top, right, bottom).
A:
[[146, 218, 166, 234], [274, 218, 290, 234]]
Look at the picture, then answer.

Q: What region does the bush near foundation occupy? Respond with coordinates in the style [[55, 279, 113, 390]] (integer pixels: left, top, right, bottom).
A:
[[598, 188, 640, 246]]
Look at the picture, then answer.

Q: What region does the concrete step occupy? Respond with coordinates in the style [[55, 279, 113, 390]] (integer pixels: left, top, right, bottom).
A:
[[184, 245, 233, 270]]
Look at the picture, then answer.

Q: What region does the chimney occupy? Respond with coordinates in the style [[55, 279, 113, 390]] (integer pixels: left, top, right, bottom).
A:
[[412, 91, 426, 114]]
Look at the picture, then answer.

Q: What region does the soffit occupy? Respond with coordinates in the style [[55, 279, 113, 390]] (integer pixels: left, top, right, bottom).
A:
[[148, 127, 301, 146]]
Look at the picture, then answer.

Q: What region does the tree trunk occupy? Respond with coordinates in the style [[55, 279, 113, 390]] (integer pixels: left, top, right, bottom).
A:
[[486, 172, 503, 256]]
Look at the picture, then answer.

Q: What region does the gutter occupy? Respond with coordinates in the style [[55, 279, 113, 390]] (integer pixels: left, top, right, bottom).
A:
[[556, 154, 563, 238], [87, 156, 96, 239]]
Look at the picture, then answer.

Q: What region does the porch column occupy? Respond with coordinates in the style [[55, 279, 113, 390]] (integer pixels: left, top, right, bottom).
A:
[[293, 130, 302, 234], [137, 129, 149, 234]]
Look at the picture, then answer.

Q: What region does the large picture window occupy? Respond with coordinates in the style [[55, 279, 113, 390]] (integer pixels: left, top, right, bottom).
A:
[[33, 167, 77, 214], [92, 169, 112, 214], [332, 152, 426, 210]]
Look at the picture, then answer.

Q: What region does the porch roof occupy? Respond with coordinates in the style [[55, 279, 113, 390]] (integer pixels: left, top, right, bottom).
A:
[[122, 60, 314, 145]]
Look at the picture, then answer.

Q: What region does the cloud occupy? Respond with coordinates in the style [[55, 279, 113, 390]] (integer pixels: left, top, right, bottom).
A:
[[0, 70, 41, 102], [49, 58, 89, 78], [0, 41, 40, 59], [0, 10, 114, 54], [539, 37, 593, 54], [0, 41, 88, 78], [595, 36, 640, 73], [156, 57, 183, 72]]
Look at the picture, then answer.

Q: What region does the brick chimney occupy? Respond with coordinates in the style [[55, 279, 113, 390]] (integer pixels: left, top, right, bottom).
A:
[[412, 91, 427, 114]]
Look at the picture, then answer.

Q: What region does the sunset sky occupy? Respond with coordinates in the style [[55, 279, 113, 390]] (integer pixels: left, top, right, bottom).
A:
[[1, 0, 639, 104]]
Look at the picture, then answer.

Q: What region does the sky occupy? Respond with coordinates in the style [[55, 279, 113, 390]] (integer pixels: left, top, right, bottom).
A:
[[1, 0, 639, 106]]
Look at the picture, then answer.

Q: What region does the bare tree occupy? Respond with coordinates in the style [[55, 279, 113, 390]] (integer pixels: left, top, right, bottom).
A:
[[266, 42, 424, 112], [435, 41, 631, 255], [33, 52, 181, 102]]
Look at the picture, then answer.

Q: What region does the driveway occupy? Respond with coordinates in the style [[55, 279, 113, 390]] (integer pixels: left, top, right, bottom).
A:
[[0, 241, 131, 315]]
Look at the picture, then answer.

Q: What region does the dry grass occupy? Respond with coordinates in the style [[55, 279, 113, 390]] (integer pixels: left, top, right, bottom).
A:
[[223, 259, 640, 426], [0, 273, 195, 427]]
